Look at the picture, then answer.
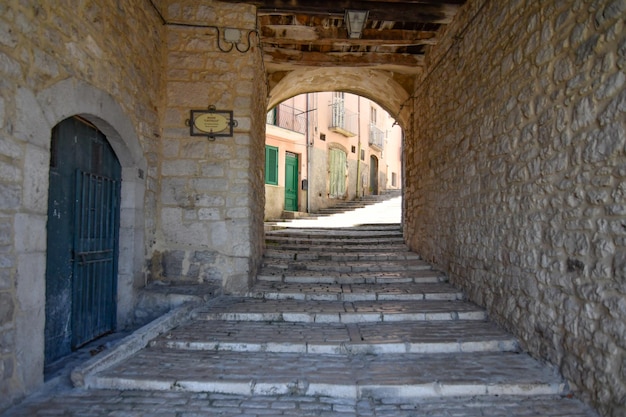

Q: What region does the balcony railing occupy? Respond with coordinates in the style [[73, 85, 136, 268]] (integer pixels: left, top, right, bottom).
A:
[[328, 98, 357, 137], [266, 103, 307, 134], [369, 123, 385, 151]]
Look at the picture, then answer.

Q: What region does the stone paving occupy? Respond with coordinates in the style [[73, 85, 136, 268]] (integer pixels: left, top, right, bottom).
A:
[[4, 390, 600, 417], [149, 320, 519, 354], [1, 197, 600, 416]]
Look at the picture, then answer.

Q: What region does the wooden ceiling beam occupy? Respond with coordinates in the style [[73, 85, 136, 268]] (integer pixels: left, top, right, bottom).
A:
[[260, 25, 439, 46], [221, 0, 464, 24], [262, 46, 425, 67]]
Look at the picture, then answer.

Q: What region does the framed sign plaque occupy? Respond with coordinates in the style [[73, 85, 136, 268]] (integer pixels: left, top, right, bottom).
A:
[[188, 107, 236, 139]]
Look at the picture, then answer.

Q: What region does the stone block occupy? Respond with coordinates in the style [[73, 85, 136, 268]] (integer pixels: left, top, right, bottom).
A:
[[14, 87, 49, 149], [0, 135, 21, 160], [582, 125, 624, 163], [0, 293, 14, 326], [200, 164, 225, 177], [0, 51, 21, 79], [190, 178, 228, 192], [0, 269, 11, 291], [14, 214, 46, 253], [198, 208, 220, 220], [0, 184, 20, 210], [161, 159, 198, 177], [161, 250, 185, 278], [14, 307, 44, 391], [194, 193, 225, 208], [614, 249, 626, 282], [180, 140, 208, 158], [22, 145, 49, 213], [15, 253, 45, 311], [210, 221, 228, 247], [160, 178, 188, 205], [595, 71, 625, 100]]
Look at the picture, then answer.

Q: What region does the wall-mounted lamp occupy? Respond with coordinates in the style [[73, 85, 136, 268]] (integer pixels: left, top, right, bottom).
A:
[[345, 9, 369, 39]]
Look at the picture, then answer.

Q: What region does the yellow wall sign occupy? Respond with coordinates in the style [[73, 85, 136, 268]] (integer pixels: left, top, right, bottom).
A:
[[189, 109, 235, 138], [194, 113, 229, 134]]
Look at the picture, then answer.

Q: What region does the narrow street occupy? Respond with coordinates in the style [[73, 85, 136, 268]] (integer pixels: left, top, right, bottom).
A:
[[3, 196, 598, 416]]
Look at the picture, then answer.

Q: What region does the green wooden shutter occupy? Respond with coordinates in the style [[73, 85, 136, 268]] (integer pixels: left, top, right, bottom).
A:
[[265, 145, 279, 185]]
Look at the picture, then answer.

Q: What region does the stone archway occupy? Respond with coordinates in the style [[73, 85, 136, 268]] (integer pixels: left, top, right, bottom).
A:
[[268, 68, 412, 129]]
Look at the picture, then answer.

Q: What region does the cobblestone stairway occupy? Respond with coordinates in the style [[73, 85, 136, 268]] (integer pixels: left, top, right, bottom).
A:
[[55, 223, 600, 416]]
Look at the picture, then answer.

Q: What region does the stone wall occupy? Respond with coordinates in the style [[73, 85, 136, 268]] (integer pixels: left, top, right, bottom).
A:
[[0, 1, 163, 410], [155, 1, 266, 293], [404, 1, 625, 416]]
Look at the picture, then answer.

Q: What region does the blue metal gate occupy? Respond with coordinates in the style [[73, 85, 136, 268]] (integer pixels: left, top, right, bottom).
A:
[[45, 117, 121, 365], [72, 170, 120, 347]]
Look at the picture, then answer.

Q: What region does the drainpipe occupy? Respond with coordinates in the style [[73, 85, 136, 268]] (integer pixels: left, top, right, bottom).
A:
[[356, 96, 361, 198], [306, 93, 310, 213]]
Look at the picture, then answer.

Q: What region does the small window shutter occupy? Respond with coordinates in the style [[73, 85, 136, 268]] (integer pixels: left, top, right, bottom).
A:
[[265, 146, 278, 185]]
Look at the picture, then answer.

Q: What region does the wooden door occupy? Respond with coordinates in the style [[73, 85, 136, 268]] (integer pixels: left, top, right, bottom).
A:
[[284, 152, 299, 211]]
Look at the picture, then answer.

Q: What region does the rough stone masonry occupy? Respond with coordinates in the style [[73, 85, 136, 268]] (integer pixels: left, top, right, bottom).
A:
[[0, 0, 266, 410], [0, 0, 624, 416], [404, 1, 626, 416]]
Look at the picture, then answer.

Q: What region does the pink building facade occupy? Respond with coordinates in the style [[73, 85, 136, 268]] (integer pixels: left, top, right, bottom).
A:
[[264, 92, 402, 220]]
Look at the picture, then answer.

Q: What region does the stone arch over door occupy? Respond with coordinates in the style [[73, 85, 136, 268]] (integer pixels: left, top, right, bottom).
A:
[[13, 78, 146, 383]]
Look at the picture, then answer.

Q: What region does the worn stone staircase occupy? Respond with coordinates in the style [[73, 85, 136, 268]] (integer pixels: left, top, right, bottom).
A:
[[62, 220, 600, 416]]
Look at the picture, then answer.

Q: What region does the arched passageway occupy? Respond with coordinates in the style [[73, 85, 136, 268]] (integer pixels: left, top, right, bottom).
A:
[[268, 68, 412, 129], [263, 90, 404, 220]]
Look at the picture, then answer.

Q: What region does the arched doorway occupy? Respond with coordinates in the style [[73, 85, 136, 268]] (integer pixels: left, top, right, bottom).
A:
[[45, 117, 122, 364], [370, 155, 379, 195]]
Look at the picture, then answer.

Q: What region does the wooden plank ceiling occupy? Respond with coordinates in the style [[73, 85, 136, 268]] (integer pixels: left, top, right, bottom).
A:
[[221, 0, 467, 74]]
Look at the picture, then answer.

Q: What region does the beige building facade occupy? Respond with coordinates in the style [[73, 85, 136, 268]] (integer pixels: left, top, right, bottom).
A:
[[264, 92, 403, 220], [0, 1, 624, 416]]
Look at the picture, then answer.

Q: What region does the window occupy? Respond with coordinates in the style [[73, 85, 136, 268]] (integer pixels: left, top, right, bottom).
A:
[[320, 133, 326, 141], [370, 107, 377, 124], [266, 108, 277, 125], [392, 172, 397, 187], [265, 145, 278, 185]]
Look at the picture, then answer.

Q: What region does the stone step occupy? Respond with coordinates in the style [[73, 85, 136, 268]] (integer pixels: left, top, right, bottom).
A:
[[282, 223, 401, 231], [261, 259, 433, 274], [265, 234, 404, 243], [267, 227, 401, 236], [246, 282, 463, 302], [86, 350, 566, 399], [264, 248, 421, 261], [266, 227, 402, 237], [257, 267, 447, 284], [315, 207, 367, 214], [264, 242, 412, 253], [316, 202, 369, 208], [191, 298, 487, 323], [149, 320, 519, 355], [9, 391, 597, 416]]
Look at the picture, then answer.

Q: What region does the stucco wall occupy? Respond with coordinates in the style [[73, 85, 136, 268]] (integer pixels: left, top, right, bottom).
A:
[[404, 1, 625, 416], [265, 185, 285, 220], [0, 1, 162, 410]]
